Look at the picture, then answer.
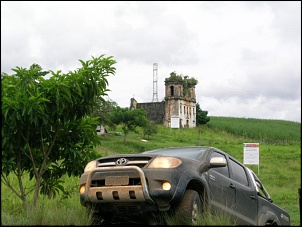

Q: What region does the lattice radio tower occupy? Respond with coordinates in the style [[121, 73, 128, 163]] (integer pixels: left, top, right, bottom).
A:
[[152, 63, 158, 102]]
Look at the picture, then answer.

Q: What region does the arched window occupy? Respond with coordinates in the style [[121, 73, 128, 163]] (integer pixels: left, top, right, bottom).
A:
[[170, 86, 174, 96]]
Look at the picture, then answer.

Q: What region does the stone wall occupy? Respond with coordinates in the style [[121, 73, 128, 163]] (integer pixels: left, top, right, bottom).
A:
[[137, 102, 165, 124]]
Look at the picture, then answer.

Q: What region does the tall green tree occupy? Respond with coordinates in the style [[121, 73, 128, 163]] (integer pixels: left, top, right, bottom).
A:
[[143, 122, 159, 140], [109, 107, 149, 144], [91, 97, 118, 128], [1, 55, 116, 215], [196, 103, 210, 125]]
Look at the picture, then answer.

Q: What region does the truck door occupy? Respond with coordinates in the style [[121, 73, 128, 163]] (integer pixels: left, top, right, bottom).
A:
[[207, 152, 236, 219], [229, 158, 258, 225]]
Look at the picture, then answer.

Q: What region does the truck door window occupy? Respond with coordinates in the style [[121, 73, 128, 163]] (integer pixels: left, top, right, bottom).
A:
[[229, 159, 249, 187]]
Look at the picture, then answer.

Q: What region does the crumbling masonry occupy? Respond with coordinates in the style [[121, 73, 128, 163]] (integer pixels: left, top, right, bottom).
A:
[[130, 75, 197, 128]]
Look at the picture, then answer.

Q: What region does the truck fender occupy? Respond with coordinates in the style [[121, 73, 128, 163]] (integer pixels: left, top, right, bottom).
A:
[[258, 211, 281, 225]]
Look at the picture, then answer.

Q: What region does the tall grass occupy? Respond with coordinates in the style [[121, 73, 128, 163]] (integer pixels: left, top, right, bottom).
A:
[[1, 174, 92, 226], [1, 117, 300, 225], [207, 116, 300, 143]]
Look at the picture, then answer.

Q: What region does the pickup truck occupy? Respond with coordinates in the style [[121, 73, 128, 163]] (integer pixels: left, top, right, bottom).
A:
[[79, 146, 291, 225]]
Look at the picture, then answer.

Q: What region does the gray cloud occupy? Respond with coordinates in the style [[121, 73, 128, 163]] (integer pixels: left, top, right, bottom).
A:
[[1, 1, 301, 122]]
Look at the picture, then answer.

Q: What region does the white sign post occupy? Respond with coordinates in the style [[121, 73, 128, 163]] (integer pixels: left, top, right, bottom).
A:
[[243, 143, 259, 175], [170, 116, 179, 128]]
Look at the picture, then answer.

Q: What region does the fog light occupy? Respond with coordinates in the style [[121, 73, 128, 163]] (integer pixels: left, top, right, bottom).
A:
[[80, 185, 86, 194], [162, 182, 171, 190]]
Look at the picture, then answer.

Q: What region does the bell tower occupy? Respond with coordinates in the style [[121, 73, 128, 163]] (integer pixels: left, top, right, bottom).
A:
[[164, 74, 196, 128]]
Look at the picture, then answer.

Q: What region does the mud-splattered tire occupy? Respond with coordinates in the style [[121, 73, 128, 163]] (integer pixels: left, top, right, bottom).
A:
[[175, 189, 202, 225]]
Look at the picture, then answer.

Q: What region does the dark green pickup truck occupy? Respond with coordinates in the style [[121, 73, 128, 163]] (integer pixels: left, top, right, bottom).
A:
[[79, 146, 291, 225]]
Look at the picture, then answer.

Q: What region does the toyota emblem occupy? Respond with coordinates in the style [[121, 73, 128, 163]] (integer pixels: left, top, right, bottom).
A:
[[116, 158, 127, 165]]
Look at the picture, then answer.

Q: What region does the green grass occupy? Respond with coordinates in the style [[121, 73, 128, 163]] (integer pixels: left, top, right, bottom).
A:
[[1, 117, 301, 225], [1, 174, 92, 226]]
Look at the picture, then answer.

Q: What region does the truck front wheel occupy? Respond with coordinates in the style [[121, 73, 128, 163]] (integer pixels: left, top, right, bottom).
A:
[[174, 189, 202, 225]]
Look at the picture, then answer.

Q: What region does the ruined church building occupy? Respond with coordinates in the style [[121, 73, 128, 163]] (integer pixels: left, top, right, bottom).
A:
[[130, 73, 197, 128]]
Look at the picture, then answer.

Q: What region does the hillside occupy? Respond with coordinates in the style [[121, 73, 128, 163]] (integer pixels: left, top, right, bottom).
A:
[[97, 116, 300, 155]]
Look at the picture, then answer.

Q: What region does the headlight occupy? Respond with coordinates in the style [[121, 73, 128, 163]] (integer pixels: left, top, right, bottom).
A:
[[79, 185, 86, 194], [148, 157, 182, 168], [84, 160, 97, 172]]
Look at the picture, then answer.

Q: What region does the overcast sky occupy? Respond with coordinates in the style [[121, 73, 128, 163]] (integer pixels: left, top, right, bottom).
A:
[[2, 1, 301, 123]]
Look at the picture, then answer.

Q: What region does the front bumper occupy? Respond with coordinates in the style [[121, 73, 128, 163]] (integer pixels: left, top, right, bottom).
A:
[[79, 165, 183, 210]]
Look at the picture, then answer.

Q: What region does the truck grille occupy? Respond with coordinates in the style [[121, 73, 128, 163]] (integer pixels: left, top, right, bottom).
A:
[[97, 156, 152, 168], [89, 157, 153, 188], [91, 179, 143, 187]]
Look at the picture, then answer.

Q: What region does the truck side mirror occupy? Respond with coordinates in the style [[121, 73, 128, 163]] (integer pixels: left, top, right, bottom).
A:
[[209, 157, 227, 168]]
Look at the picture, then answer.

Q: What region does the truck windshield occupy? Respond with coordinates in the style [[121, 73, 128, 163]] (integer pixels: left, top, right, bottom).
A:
[[142, 147, 207, 160]]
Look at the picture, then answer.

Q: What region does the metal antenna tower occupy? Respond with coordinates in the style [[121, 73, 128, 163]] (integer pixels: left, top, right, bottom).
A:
[[152, 63, 158, 102]]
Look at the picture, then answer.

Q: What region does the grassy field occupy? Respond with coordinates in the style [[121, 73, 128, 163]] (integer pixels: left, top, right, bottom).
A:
[[1, 116, 301, 225]]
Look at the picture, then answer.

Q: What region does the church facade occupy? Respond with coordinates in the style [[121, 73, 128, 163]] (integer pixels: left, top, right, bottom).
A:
[[130, 73, 197, 128]]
